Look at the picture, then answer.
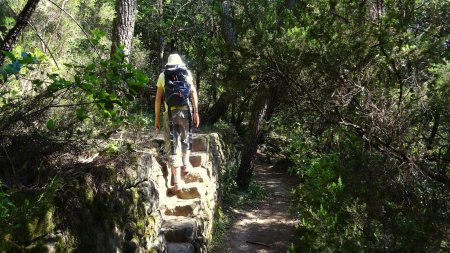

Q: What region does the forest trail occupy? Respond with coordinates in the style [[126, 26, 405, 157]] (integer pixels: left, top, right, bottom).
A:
[[218, 159, 299, 253]]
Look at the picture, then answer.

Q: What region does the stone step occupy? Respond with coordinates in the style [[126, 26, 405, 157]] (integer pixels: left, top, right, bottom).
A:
[[163, 199, 202, 217], [192, 136, 208, 152], [167, 242, 195, 253], [174, 182, 207, 200], [165, 170, 209, 192], [155, 133, 221, 252], [182, 166, 210, 184], [162, 218, 197, 242], [189, 152, 209, 168]]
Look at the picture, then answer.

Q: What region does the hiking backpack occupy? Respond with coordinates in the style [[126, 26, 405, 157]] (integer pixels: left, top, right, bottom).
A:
[[163, 65, 193, 155], [163, 65, 190, 107]]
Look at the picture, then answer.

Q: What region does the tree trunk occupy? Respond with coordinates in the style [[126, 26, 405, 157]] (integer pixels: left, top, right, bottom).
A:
[[156, 0, 165, 69], [236, 87, 271, 189], [203, 90, 234, 126], [195, 51, 207, 96], [221, 0, 236, 47], [202, 1, 239, 125], [195, 69, 202, 96], [111, 0, 137, 58], [230, 100, 236, 123], [426, 111, 440, 151], [0, 0, 41, 66], [234, 92, 252, 130]]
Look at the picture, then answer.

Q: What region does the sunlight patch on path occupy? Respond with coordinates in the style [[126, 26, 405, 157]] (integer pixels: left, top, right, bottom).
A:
[[218, 164, 299, 253]]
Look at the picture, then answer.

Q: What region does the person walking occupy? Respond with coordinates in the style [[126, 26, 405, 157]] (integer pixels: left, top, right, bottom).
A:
[[154, 54, 200, 189]]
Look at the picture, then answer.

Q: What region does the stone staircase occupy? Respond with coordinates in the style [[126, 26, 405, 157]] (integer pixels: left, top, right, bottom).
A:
[[153, 134, 222, 253]]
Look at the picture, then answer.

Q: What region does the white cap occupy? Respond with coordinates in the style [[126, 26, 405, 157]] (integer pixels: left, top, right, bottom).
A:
[[166, 54, 184, 66]]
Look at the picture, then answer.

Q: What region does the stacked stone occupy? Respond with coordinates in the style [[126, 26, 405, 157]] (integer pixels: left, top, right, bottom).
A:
[[156, 134, 223, 253]]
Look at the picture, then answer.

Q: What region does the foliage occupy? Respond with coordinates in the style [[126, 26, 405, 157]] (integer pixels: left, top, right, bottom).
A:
[[0, 48, 45, 82], [0, 40, 148, 141], [209, 206, 230, 251], [0, 180, 15, 250], [257, 1, 450, 250], [285, 124, 449, 251], [0, 177, 62, 252], [220, 163, 266, 208], [200, 120, 239, 145], [0, 2, 148, 250]]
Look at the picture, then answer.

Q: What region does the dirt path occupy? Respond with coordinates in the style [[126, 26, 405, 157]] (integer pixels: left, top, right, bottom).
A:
[[218, 162, 299, 253]]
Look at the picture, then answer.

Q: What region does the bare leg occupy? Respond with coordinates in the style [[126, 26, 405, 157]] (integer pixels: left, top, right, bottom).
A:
[[171, 166, 181, 189], [182, 151, 192, 175]]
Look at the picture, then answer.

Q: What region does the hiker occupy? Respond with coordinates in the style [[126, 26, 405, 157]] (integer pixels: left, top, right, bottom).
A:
[[154, 54, 200, 189]]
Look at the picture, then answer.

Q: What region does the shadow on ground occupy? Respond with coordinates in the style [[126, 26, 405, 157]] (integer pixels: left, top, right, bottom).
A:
[[218, 162, 299, 253]]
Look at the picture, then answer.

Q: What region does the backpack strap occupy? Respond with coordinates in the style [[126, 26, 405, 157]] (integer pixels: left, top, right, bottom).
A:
[[164, 65, 188, 83]]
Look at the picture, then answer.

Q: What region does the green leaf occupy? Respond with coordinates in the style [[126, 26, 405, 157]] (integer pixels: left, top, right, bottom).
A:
[[91, 28, 106, 39], [33, 48, 46, 61], [1, 51, 16, 61], [81, 82, 94, 92], [47, 119, 55, 130], [0, 69, 7, 82], [3, 61, 22, 75], [74, 75, 82, 85], [76, 108, 87, 121], [126, 143, 136, 152], [102, 109, 111, 118], [47, 73, 59, 79], [134, 70, 149, 83], [21, 52, 30, 59], [46, 83, 59, 94], [86, 63, 95, 71]]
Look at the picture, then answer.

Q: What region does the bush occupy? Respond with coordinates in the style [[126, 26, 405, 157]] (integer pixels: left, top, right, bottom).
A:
[[0, 180, 15, 251], [286, 127, 450, 252]]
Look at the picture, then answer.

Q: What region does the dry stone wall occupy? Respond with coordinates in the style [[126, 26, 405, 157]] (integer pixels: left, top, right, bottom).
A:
[[23, 132, 233, 253], [121, 132, 234, 252]]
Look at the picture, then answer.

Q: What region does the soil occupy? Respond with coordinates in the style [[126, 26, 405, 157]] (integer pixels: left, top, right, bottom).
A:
[[217, 160, 299, 253]]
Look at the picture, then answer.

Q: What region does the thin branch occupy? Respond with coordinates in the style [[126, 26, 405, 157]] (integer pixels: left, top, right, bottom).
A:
[[330, 11, 350, 23], [46, 0, 96, 49], [169, 0, 193, 31], [338, 117, 411, 163], [246, 240, 270, 247], [379, 44, 404, 106], [27, 21, 60, 69], [17, 76, 52, 84], [5, 4, 59, 69], [48, 101, 98, 108]]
